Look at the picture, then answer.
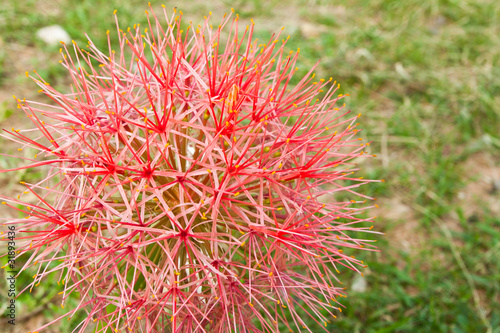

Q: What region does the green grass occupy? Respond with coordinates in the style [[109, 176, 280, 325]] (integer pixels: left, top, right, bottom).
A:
[[0, 0, 499, 332]]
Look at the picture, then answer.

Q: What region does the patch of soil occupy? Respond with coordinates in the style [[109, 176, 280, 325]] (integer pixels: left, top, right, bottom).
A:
[[377, 196, 424, 255], [458, 151, 500, 218]]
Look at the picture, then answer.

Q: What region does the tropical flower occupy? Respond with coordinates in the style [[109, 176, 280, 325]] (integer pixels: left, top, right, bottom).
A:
[[1, 5, 380, 332]]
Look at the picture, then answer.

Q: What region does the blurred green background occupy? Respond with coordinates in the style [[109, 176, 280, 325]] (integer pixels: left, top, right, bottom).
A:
[[0, 0, 499, 332]]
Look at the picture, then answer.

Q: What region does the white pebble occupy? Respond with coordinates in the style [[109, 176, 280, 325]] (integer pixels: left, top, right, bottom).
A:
[[351, 274, 367, 292], [36, 25, 71, 46]]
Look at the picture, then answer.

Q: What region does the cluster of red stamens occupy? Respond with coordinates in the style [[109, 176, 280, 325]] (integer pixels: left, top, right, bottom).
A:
[[1, 5, 381, 333]]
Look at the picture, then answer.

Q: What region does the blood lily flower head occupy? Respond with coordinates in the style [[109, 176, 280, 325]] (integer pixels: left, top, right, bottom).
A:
[[1, 6, 382, 333]]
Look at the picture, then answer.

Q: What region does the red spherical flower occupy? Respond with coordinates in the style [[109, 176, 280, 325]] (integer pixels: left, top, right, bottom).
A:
[[1, 6, 381, 333]]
